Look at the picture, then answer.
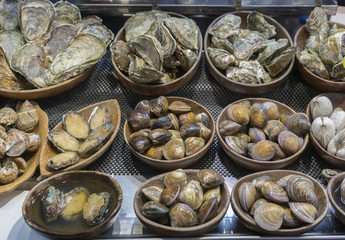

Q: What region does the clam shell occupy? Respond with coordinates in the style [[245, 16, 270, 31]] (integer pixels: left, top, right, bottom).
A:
[[163, 138, 185, 160], [198, 169, 225, 189], [261, 182, 289, 204], [204, 186, 221, 204], [250, 140, 275, 161], [10, 156, 26, 174], [225, 136, 247, 155], [179, 180, 203, 210], [164, 169, 188, 188], [151, 116, 173, 130], [129, 134, 151, 154], [226, 104, 250, 125], [15, 100, 39, 132], [330, 108, 345, 133], [286, 175, 318, 207], [179, 112, 196, 126], [254, 202, 285, 231], [238, 182, 256, 212], [276, 174, 294, 189], [151, 96, 168, 117], [168, 101, 191, 115], [289, 202, 317, 224], [263, 120, 286, 141], [195, 112, 210, 129], [169, 203, 197, 227], [179, 123, 200, 139], [341, 178, 345, 201], [199, 197, 218, 224], [286, 113, 311, 136], [252, 175, 272, 192], [0, 107, 17, 126], [310, 96, 333, 120], [5, 129, 28, 157], [128, 110, 150, 132], [282, 207, 301, 228], [146, 145, 164, 160], [142, 186, 163, 202], [249, 198, 267, 216], [249, 103, 268, 128], [278, 131, 302, 156], [161, 184, 180, 206], [148, 129, 172, 146], [219, 120, 241, 136], [249, 127, 266, 143], [184, 137, 205, 156], [311, 117, 335, 149], [142, 200, 169, 220], [327, 129, 345, 159]]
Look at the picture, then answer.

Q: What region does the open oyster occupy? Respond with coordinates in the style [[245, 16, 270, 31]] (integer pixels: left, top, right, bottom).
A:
[[209, 13, 241, 38], [247, 11, 276, 39], [265, 47, 296, 77], [51, 0, 81, 29], [0, 0, 20, 31], [83, 192, 110, 225]]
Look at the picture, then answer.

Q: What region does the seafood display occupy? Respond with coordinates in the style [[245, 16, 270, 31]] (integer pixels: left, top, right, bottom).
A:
[[0, 100, 40, 184], [0, 0, 113, 91], [127, 96, 212, 160], [140, 169, 225, 227], [299, 7, 345, 81], [207, 11, 295, 84], [47, 105, 114, 170], [219, 100, 309, 161], [110, 10, 201, 85]]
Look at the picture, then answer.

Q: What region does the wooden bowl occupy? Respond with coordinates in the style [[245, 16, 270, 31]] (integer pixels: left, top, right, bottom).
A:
[[294, 22, 345, 92], [112, 12, 202, 96], [22, 170, 123, 239], [39, 99, 121, 177], [327, 172, 345, 225], [0, 102, 48, 195], [231, 170, 329, 235], [306, 93, 345, 169], [0, 65, 95, 100], [123, 96, 215, 171], [133, 169, 230, 237], [204, 11, 294, 95], [216, 98, 309, 171]]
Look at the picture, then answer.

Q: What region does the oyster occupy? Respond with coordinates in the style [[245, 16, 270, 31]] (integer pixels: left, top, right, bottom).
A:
[[0, 0, 20, 31], [299, 50, 330, 80], [211, 36, 234, 54], [142, 186, 163, 202], [78, 137, 104, 158], [77, 23, 114, 47], [0, 158, 18, 184], [207, 47, 235, 70], [0, 30, 25, 63], [142, 200, 169, 220], [311, 117, 335, 149], [265, 47, 296, 77], [331, 60, 345, 81], [63, 111, 89, 139], [318, 29, 345, 66], [163, 138, 185, 160], [61, 187, 90, 221], [310, 96, 333, 120], [83, 192, 110, 225], [75, 15, 102, 34], [174, 43, 198, 72], [209, 13, 241, 38], [87, 123, 114, 141], [5, 129, 28, 157], [238, 60, 272, 83], [47, 151, 79, 170], [0, 107, 17, 125], [257, 39, 288, 66], [48, 129, 80, 152], [247, 11, 276, 39], [330, 107, 345, 133], [41, 186, 64, 223], [169, 203, 197, 227], [289, 202, 317, 224], [254, 202, 285, 231], [88, 106, 111, 131], [51, 0, 81, 29], [164, 169, 188, 188], [238, 182, 256, 212], [226, 67, 260, 84], [110, 40, 132, 73], [179, 180, 203, 210], [305, 34, 325, 52], [198, 169, 224, 189], [19, 0, 55, 42], [15, 100, 39, 132], [306, 7, 329, 37], [327, 129, 345, 159]]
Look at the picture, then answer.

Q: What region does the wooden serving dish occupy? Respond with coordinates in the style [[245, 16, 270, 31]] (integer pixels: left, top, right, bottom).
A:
[[39, 99, 121, 177], [231, 170, 329, 235], [112, 12, 202, 96], [327, 171, 345, 225], [123, 96, 215, 171], [0, 65, 95, 100], [133, 169, 230, 237], [0, 102, 48, 195], [22, 170, 123, 239], [204, 11, 294, 95], [294, 22, 345, 92], [306, 93, 345, 169], [216, 98, 309, 171]]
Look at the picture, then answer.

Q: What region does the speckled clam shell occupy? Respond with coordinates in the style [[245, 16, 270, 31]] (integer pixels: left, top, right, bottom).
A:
[[0, 159, 18, 184]]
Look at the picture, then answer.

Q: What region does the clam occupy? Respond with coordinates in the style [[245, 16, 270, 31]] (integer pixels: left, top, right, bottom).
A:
[[5, 129, 28, 157], [330, 108, 345, 133], [146, 145, 164, 159], [142, 186, 163, 202], [48, 129, 80, 152], [78, 137, 104, 158], [47, 151, 79, 170], [276, 174, 294, 189], [88, 106, 111, 131], [61, 187, 90, 221], [168, 130, 182, 139], [264, 120, 286, 141], [286, 113, 311, 136], [249, 127, 266, 143], [10, 157, 26, 174], [161, 184, 180, 206], [289, 202, 317, 224], [164, 169, 188, 188], [169, 203, 197, 227], [280, 113, 292, 125], [15, 100, 39, 132], [151, 96, 168, 117], [238, 100, 251, 110], [129, 134, 151, 154], [198, 169, 224, 188], [249, 103, 268, 128], [219, 120, 241, 136], [0, 107, 17, 126], [163, 138, 185, 160], [0, 159, 18, 184], [225, 136, 248, 155], [238, 182, 256, 212], [168, 113, 179, 130], [83, 192, 110, 226], [278, 131, 302, 156], [310, 96, 333, 120], [250, 140, 275, 161], [286, 175, 318, 207], [254, 202, 285, 231], [63, 111, 90, 139], [179, 180, 203, 210], [341, 178, 345, 201], [203, 186, 221, 203], [128, 110, 150, 132], [199, 197, 218, 224], [196, 122, 211, 141], [327, 129, 345, 159], [195, 112, 210, 128], [184, 137, 205, 156], [261, 182, 289, 204], [252, 176, 272, 192], [226, 104, 250, 125], [262, 102, 280, 120], [168, 101, 191, 115], [282, 207, 301, 228], [151, 116, 173, 130], [179, 112, 196, 126], [249, 198, 268, 216], [87, 123, 114, 141], [247, 11, 276, 39], [321, 169, 342, 182], [235, 132, 251, 143], [142, 201, 169, 220], [41, 186, 65, 223], [311, 117, 335, 149], [179, 123, 200, 139], [149, 129, 172, 146], [135, 100, 152, 115]]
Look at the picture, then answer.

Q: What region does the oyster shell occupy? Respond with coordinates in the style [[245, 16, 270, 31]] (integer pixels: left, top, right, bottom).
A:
[[310, 95, 333, 120], [211, 36, 234, 54], [48, 129, 80, 152], [169, 203, 197, 227], [0, 0, 20, 31], [63, 111, 89, 139], [207, 47, 235, 70], [0, 158, 18, 184], [305, 34, 326, 52], [247, 11, 276, 39], [306, 7, 329, 37], [75, 15, 102, 34], [41, 186, 64, 223], [174, 43, 198, 72], [299, 50, 330, 80], [77, 23, 114, 47], [51, 0, 80, 29], [209, 13, 241, 38], [0, 125, 7, 140], [238, 60, 272, 83], [5, 129, 28, 157], [257, 39, 288, 66], [179, 180, 203, 210], [83, 192, 110, 225], [331, 60, 345, 81], [61, 187, 90, 221], [110, 40, 132, 73], [318, 29, 345, 66], [164, 169, 188, 188], [0, 30, 25, 63], [78, 137, 104, 158], [254, 202, 285, 231], [142, 200, 169, 220], [88, 106, 111, 131], [311, 117, 335, 149], [87, 123, 114, 141], [327, 129, 345, 159], [265, 47, 296, 77], [142, 186, 163, 202], [15, 100, 39, 132], [198, 169, 224, 189], [227, 67, 260, 84]]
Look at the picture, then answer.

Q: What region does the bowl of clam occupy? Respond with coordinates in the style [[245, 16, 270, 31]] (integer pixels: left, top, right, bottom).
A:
[[307, 93, 345, 169], [123, 96, 215, 171], [216, 98, 309, 171], [133, 168, 230, 237], [294, 7, 345, 92], [327, 171, 345, 225], [204, 11, 295, 95], [231, 170, 329, 235], [0, 0, 113, 99], [111, 10, 202, 96]]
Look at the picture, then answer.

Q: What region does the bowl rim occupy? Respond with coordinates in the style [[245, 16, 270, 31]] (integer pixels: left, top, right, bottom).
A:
[[22, 170, 123, 237], [123, 96, 215, 166], [327, 171, 345, 220], [204, 10, 295, 89], [133, 169, 231, 234], [216, 98, 309, 166]]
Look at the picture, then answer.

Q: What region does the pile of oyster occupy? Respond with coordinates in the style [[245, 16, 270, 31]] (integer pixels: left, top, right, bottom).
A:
[[111, 10, 200, 84], [128, 96, 211, 160], [299, 7, 345, 81], [310, 95, 345, 159], [219, 100, 310, 161], [239, 174, 319, 231], [0, 100, 40, 184], [141, 169, 225, 227], [207, 11, 296, 84], [0, 0, 113, 90], [47, 106, 113, 170], [41, 185, 110, 225]]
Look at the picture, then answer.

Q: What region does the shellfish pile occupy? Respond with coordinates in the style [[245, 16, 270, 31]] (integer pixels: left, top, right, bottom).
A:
[[141, 169, 225, 227], [239, 174, 319, 231], [0, 100, 40, 184], [207, 11, 296, 84], [47, 105, 114, 170], [41, 185, 110, 226], [219, 100, 310, 161], [0, 0, 113, 90], [111, 10, 201, 84], [128, 96, 211, 160], [299, 7, 345, 81]]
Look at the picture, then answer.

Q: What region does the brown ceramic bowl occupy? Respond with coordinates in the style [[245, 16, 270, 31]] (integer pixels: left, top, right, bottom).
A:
[[306, 93, 345, 169], [123, 96, 215, 171], [327, 172, 345, 225], [22, 170, 123, 239], [216, 98, 309, 171], [111, 12, 202, 96], [204, 11, 294, 95], [39, 99, 121, 177], [0, 102, 48, 195], [294, 22, 345, 92], [231, 170, 329, 235], [133, 169, 230, 237]]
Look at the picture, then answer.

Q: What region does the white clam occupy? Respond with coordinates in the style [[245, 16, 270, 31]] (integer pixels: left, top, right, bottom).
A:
[[327, 129, 345, 159], [310, 96, 333, 120], [311, 117, 335, 149], [330, 108, 345, 133]]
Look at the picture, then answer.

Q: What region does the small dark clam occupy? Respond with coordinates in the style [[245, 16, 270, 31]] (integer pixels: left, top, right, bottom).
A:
[[219, 120, 241, 136], [128, 110, 150, 132], [151, 96, 168, 117], [286, 113, 311, 136], [142, 186, 163, 202], [151, 116, 173, 130], [180, 123, 200, 139], [135, 100, 152, 115], [199, 197, 218, 224], [168, 101, 192, 115], [185, 137, 205, 156], [195, 112, 210, 128], [161, 184, 180, 206], [129, 134, 151, 154], [179, 112, 196, 126], [142, 201, 169, 220], [148, 129, 172, 146], [249, 103, 268, 128], [198, 169, 225, 188], [169, 203, 197, 227]]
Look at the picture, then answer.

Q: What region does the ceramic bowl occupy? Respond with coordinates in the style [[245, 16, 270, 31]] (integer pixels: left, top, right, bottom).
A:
[[327, 172, 345, 225]]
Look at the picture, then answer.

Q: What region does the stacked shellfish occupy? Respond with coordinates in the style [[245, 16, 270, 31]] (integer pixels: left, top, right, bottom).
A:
[[127, 96, 212, 160], [238, 174, 319, 231], [140, 169, 225, 227], [218, 100, 310, 162], [0, 100, 40, 184]]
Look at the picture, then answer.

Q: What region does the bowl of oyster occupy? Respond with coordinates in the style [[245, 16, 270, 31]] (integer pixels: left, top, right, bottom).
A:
[[134, 168, 230, 237], [327, 171, 345, 225], [111, 10, 202, 96], [22, 170, 123, 239], [204, 11, 295, 95], [294, 7, 345, 92], [231, 170, 329, 235], [123, 96, 215, 171], [216, 98, 309, 171], [0, 0, 113, 99]]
